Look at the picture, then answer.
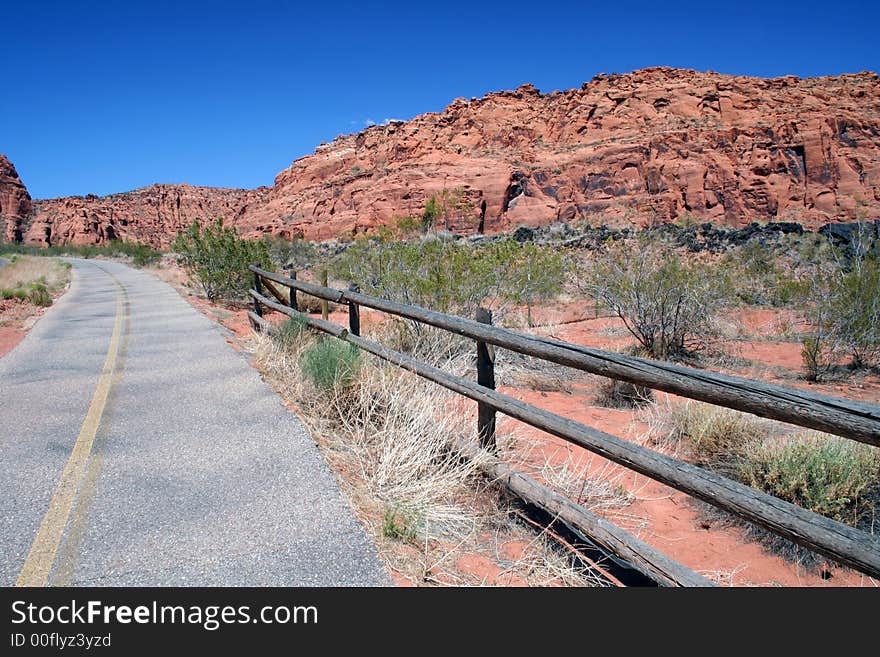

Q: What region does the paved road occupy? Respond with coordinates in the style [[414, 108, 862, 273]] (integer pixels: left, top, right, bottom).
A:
[[0, 259, 387, 586]]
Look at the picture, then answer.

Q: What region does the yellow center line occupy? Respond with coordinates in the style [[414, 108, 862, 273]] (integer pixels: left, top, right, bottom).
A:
[[16, 280, 125, 587]]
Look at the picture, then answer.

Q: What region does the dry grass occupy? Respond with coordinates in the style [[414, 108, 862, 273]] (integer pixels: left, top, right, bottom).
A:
[[0, 256, 71, 325], [641, 397, 880, 570], [0, 255, 70, 292], [247, 322, 629, 586], [594, 378, 654, 409], [641, 397, 765, 472]]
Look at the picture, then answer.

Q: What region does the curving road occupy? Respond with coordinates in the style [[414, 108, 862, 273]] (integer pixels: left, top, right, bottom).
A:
[[0, 259, 387, 586]]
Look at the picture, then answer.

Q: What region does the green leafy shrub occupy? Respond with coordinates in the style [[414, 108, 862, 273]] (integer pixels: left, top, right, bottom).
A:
[[300, 338, 361, 391], [741, 433, 880, 525], [172, 219, 272, 301], [262, 235, 318, 269], [797, 251, 880, 378], [721, 240, 805, 307]]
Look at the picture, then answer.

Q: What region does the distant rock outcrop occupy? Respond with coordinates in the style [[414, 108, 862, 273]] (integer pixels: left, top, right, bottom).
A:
[[0, 155, 33, 243], [9, 67, 880, 247]]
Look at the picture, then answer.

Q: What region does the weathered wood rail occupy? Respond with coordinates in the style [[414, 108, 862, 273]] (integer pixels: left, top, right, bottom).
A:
[[248, 264, 880, 585]]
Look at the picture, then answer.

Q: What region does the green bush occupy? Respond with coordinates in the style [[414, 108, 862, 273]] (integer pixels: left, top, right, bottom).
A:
[[797, 252, 880, 377], [172, 219, 272, 302], [276, 314, 308, 348], [300, 338, 360, 391], [741, 434, 880, 525], [829, 256, 880, 368], [330, 235, 566, 329], [420, 188, 472, 231], [262, 235, 318, 269], [578, 237, 731, 360], [721, 241, 805, 307], [27, 283, 52, 306]]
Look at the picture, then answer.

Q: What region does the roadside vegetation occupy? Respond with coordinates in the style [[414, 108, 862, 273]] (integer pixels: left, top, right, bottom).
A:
[[0, 255, 70, 309], [172, 219, 271, 301], [167, 207, 879, 582], [250, 316, 617, 586], [0, 239, 161, 267], [644, 399, 880, 567]]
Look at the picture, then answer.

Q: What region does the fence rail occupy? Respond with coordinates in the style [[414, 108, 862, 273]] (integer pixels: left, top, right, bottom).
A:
[[248, 264, 880, 585]]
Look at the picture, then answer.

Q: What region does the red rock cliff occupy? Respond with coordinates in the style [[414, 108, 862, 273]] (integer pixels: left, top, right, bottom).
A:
[[0, 155, 33, 243], [17, 67, 880, 246]]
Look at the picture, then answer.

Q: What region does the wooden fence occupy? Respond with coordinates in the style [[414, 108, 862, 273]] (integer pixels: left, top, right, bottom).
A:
[[248, 264, 880, 586]]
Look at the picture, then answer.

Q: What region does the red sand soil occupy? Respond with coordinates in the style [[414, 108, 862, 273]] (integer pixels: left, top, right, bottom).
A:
[[499, 306, 880, 587], [0, 291, 66, 359], [0, 326, 26, 358]]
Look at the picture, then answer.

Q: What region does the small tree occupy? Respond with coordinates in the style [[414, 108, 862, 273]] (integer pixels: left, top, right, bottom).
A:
[[577, 237, 730, 360], [173, 219, 271, 302]]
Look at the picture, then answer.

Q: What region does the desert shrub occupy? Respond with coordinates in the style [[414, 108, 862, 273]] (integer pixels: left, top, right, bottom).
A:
[[0, 256, 70, 305], [649, 399, 880, 525], [740, 433, 880, 526], [421, 188, 472, 231], [262, 234, 318, 269], [498, 241, 567, 326], [299, 338, 361, 391], [578, 237, 731, 360], [647, 400, 763, 474], [330, 235, 566, 333], [172, 219, 272, 301], [26, 283, 51, 306], [594, 378, 653, 409], [828, 255, 880, 368], [797, 251, 880, 378], [721, 240, 805, 307]]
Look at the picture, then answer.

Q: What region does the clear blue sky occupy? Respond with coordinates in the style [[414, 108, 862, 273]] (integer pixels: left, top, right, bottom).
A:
[[2, 0, 877, 199]]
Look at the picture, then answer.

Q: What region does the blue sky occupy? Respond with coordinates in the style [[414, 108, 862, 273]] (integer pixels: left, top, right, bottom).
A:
[[2, 0, 877, 199]]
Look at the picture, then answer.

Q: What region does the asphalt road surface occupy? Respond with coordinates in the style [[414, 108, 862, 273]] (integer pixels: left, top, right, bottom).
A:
[[0, 259, 387, 586]]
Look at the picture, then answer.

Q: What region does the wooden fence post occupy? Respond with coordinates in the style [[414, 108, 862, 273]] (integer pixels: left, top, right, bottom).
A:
[[287, 268, 298, 312], [252, 267, 263, 325], [321, 269, 329, 320], [476, 307, 496, 450], [348, 283, 361, 336]]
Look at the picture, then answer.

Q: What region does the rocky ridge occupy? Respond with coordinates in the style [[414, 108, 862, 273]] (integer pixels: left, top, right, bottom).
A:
[[5, 67, 880, 247]]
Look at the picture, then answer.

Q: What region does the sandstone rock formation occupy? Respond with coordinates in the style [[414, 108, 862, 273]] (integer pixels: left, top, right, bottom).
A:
[[27, 184, 269, 247], [12, 67, 880, 246], [0, 155, 33, 243]]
